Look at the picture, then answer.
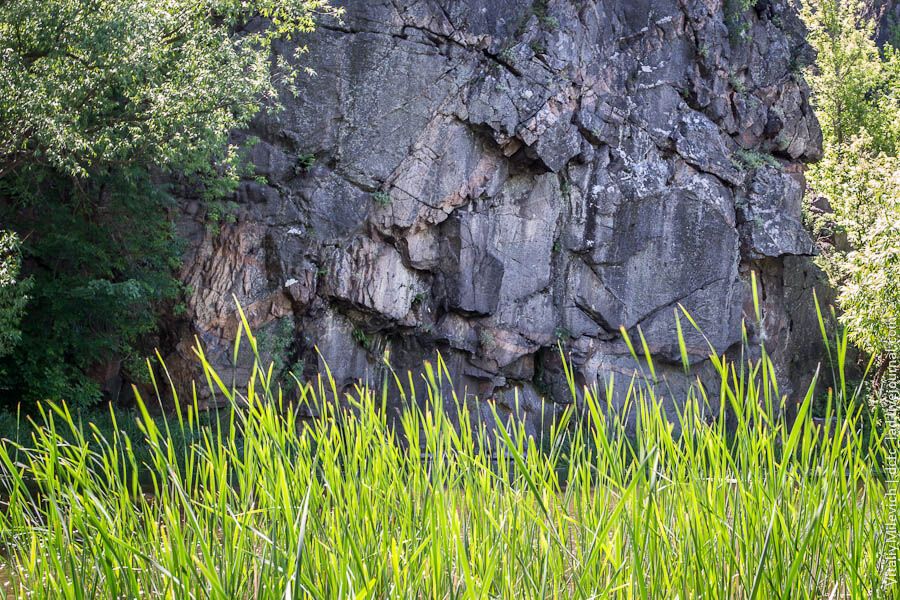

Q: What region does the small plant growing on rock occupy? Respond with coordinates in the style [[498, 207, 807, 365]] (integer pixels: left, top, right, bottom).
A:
[[515, 0, 558, 37], [479, 329, 496, 350], [554, 326, 572, 340], [257, 318, 307, 388], [352, 327, 373, 350], [296, 153, 316, 171], [725, 0, 758, 43], [372, 191, 392, 206], [532, 0, 558, 31], [499, 45, 516, 63], [732, 148, 780, 171], [729, 73, 747, 93], [205, 200, 239, 236]]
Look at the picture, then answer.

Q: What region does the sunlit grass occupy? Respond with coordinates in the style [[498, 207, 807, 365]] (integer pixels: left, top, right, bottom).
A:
[[0, 296, 896, 598]]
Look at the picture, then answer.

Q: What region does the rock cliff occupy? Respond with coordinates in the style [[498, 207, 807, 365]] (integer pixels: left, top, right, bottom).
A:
[[167, 0, 827, 430]]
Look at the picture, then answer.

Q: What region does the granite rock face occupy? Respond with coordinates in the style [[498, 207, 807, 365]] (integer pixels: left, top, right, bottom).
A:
[[168, 0, 826, 433]]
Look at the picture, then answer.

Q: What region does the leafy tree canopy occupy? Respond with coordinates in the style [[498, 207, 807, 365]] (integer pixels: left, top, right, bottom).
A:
[[801, 0, 900, 357], [0, 0, 340, 178]]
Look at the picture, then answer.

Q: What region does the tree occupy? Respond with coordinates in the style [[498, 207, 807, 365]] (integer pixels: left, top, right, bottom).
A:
[[0, 0, 340, 406], [802, 0, 900, 357], [0, 0, 340, 179]]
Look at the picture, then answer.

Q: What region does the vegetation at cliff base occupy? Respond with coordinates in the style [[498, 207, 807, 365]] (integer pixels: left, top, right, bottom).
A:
[[0, 307, 896, 598]]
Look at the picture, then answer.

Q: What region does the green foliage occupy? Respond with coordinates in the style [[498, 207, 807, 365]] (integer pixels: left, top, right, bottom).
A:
[[0, 232, 18, 288], [732, 148, 780, 170], [725, 0, 758, 43], [0, 168, 184, 406], [351, 327, 373, 350], [514, 0, 557, 39], [257, 318, 304, 386], [0, 308, 892, 598], [205, 199, 241, 236], [0, 403, 222, 480], [838, 215, 900, 355], [0, 0, 339, 406], [372, 191, 392, 206], [531, 0, 558, 31], [729, 72, 747, 93], [296, 152, 316, 171], [801, 1, 899, 151], [801, 0, 900, 356], [0, 231, 31, 361], [0, 0, 342, 179]]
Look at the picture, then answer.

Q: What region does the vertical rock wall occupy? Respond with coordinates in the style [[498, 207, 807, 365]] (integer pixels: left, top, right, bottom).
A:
[[168, 0, 826, 430]]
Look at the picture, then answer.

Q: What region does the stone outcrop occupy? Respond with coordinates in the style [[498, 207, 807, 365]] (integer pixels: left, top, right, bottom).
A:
[[167, 0, 827, 432]]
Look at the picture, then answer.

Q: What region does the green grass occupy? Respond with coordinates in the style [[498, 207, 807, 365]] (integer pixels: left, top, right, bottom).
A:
[[0, 300, 897, 598]]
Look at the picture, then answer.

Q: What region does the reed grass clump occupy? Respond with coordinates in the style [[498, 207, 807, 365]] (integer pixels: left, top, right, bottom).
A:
[[0, 298, 896, 599]]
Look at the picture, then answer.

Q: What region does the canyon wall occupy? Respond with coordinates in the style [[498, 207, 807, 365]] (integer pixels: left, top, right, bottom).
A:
[[166, 0, 827, 430]]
